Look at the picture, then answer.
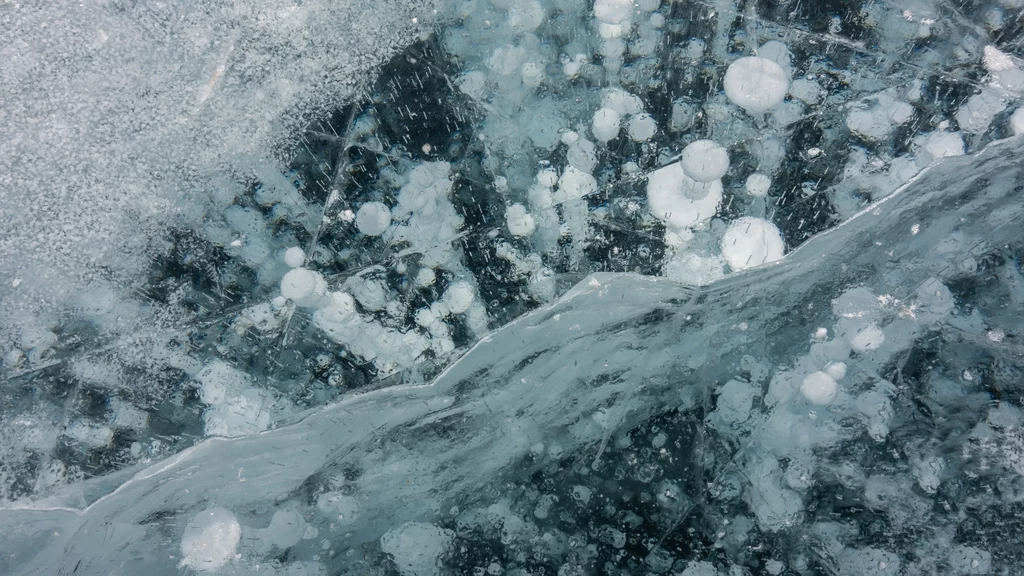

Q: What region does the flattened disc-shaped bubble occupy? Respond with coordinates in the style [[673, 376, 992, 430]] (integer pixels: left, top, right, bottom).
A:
[[680, 140, 729, 182], [724, 56, 790, 113], [179, 507, 241, 572], [591, 107, 621, 142], [721, 217, 785, 271], [801, 371, 839, 405], [647, 162, 722, 230], [356, 201, 392, 236]]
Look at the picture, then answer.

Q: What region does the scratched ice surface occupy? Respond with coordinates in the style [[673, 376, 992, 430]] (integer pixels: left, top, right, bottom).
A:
[[2, 0, 1024, 575]]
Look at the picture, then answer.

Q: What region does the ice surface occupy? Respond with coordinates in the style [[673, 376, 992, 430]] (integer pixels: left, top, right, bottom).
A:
[[2, 136, 1023, 574], [0, 0, 439, 343], [3, 0, 1024, 573]]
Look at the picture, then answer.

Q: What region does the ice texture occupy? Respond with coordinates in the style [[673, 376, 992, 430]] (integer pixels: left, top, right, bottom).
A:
[[3, 0, 1024, 573], [2, 137, 1023, 574], [0, 0, 439, 343]]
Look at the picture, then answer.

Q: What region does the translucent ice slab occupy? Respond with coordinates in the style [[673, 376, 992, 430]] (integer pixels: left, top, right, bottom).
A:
[[3, 134, 1022, 575]]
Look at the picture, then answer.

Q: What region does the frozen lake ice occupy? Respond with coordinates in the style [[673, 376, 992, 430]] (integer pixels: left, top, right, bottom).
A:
[[2, 0, 1024, 574]]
